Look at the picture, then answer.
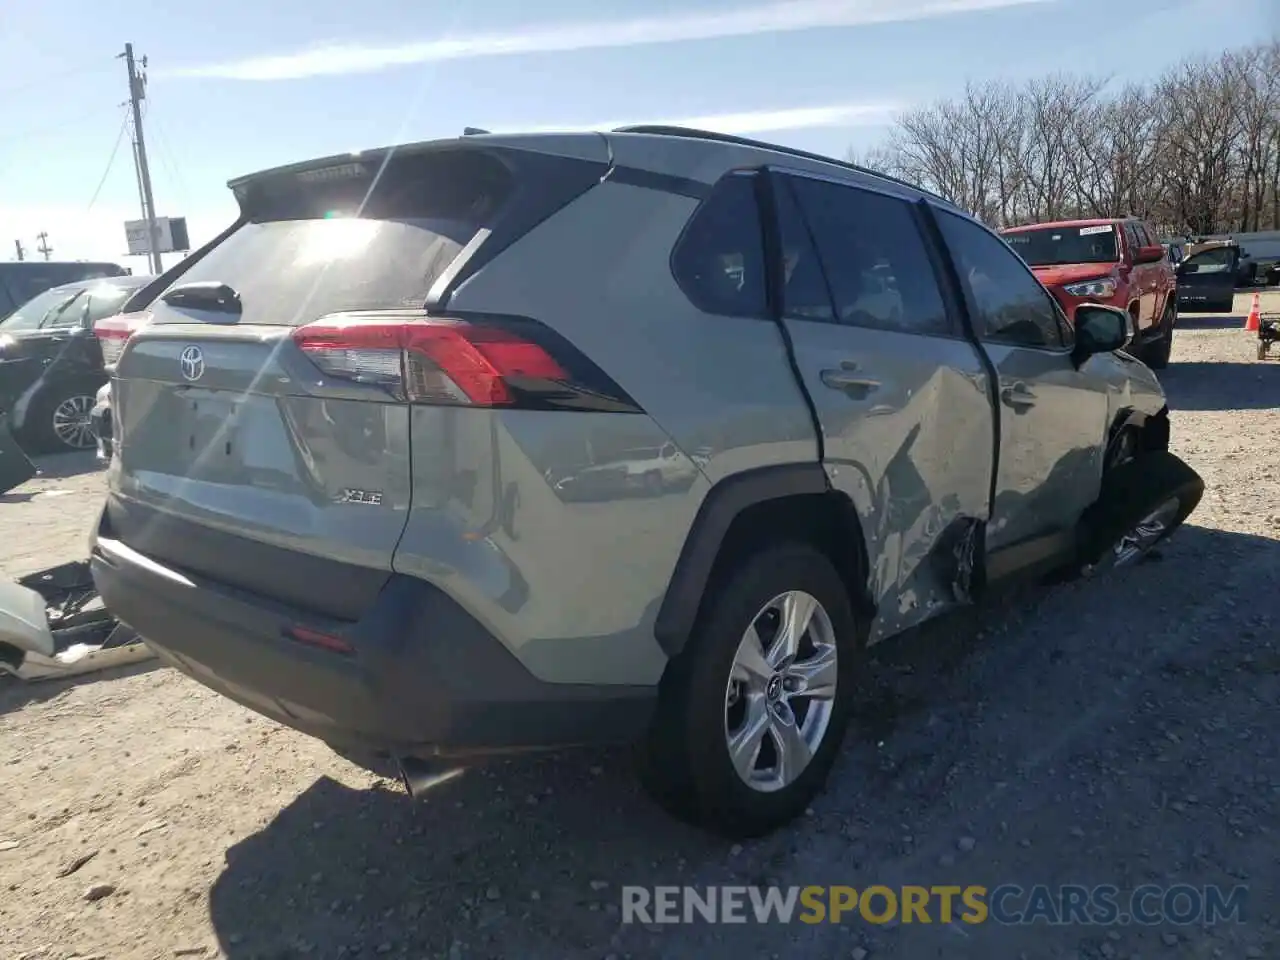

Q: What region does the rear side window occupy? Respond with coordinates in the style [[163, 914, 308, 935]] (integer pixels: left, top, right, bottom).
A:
[[938, 210, 1064, 349], [785, 176, 949, 337], [83, 284, 139, 324], [671, 174, 767, 318], [151, 150, 514, 327], [1122, 222, 1142, 257]]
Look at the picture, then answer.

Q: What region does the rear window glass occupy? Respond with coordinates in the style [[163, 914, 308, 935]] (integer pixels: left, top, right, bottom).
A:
[[151, 150, 513, 326]]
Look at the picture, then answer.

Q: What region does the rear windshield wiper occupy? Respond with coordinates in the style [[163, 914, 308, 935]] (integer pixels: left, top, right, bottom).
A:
[[160, 281, 242, 315]]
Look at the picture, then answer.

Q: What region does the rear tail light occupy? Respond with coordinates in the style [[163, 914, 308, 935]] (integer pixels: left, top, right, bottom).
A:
[[94, 312, 148, 368], [290, 314, 640, 412]]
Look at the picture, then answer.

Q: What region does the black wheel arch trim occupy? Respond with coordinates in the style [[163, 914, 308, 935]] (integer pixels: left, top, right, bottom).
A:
[[655, 462, 857, 658], [1107, 404, 1170, 458]]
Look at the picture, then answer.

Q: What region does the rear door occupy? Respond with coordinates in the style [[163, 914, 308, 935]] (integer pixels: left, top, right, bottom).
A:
[[1132, 223, 1161, 327], [933, 208, 1108, 568], [107, 148, 524, 620], [769, 170, 995, 640], [1177, 246, 1238, 312]]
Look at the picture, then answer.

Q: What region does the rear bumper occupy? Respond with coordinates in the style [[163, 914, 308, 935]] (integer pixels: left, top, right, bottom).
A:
[[89, 514, 655, 760]]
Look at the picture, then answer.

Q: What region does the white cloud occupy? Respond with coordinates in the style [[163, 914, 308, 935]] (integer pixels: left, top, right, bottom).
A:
[[499, 102, 901, 135], [165, 0, 1055, 81]]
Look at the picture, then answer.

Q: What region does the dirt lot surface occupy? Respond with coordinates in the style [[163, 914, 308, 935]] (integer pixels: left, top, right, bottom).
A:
[[2, 294, 1279, 960]]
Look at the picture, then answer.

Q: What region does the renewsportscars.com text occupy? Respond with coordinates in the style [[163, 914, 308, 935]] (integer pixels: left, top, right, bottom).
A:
[[622, 884, 1248, 926]]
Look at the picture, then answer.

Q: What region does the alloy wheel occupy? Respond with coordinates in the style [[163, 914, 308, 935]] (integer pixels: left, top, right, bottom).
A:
[[52, 395, 97, 450], [1085, 496, 1182, 576], [723, 590, 838, 793]]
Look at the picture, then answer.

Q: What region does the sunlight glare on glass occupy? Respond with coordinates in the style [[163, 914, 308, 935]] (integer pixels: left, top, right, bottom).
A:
[[293, 216, 379, 266]]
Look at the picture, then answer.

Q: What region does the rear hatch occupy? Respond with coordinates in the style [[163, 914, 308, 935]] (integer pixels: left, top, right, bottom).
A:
[[107, 143, 603, 621]]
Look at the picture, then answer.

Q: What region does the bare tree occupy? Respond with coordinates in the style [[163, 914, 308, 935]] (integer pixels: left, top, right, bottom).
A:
[[856, 38, 1280, 235]]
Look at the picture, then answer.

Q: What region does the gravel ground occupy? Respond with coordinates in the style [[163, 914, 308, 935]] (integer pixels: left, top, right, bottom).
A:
[[2, 294, 1279, 960]]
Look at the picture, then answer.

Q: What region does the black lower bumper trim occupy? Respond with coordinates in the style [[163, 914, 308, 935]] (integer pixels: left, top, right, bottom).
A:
[[90, 515, 655, 759]]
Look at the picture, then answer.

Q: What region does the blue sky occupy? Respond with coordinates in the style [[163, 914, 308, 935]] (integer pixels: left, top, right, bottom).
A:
[[1, 0, 1268, 272]]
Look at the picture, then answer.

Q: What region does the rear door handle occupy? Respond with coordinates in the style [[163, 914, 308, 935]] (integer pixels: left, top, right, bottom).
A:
[[820, 361, 881, 396], [1000, 382, 1037, 409]]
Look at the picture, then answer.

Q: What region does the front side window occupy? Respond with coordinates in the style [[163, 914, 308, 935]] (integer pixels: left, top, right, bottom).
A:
[[940, 211, 1064, 350], [672, 174, 768, 318], [771, 176, 835, 323], [1184, 248, 1234, 273], [785, 176, 949, 337]]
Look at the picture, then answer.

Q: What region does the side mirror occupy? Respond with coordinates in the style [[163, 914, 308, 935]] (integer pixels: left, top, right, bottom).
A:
[[1072, 304, 1132, 366], [1135, 244, 1166, 265], [1178, 262, 1197, 275]]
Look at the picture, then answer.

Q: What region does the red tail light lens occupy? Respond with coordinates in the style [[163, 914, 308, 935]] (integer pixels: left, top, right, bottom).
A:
[[292, 316, 579, 407], [94, 312, 148, 367]]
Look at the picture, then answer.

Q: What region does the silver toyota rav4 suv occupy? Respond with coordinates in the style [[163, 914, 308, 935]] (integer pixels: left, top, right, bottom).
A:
[[91, 126, 1203, 838]]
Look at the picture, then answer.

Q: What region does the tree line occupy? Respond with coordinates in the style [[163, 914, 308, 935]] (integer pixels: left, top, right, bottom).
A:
[[854, 39, 1280, 237]]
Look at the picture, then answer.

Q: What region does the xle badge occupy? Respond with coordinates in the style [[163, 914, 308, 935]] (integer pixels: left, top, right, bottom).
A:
[[336, 488, 384, 506]]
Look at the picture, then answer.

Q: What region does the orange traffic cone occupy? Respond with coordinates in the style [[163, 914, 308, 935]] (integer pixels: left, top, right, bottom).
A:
[[1245, 292, 1261, 332]]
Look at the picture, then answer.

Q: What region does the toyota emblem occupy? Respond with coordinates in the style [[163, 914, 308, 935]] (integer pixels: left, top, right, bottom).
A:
[[179, 345, 205, 382]]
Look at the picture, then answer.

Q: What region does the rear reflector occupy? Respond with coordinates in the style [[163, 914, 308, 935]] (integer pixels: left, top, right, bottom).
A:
[[284, 625, 354, 655], [291, 314, 638, 412]]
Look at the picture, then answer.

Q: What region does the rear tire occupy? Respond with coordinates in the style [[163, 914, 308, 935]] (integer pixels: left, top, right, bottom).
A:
[[22, 383, 100, 454], [636, 543, 861, 838], [1077, 451, 1203, 575], [1142, 301, 1175, 370]]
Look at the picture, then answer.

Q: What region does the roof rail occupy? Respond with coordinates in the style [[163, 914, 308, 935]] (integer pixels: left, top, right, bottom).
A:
[[611, 124, 952, 206]]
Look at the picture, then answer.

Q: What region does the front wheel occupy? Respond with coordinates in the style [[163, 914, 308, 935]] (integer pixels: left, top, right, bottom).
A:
[[636, 543, 861, 838], [1078, 451, 1203, 576], [1142, 301, 1175, 370]]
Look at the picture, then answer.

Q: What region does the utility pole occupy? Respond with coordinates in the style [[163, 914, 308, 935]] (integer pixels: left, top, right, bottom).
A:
[[12, 239, 25, 262], [35, 232, 53, 261], [119, 43, 162, 274]]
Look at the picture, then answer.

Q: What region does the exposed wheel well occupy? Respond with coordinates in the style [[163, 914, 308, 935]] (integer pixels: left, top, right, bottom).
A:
[[1140, 408, 1171, 453], [702, 491, 873, 631], [1106, 407, 1170, 471]]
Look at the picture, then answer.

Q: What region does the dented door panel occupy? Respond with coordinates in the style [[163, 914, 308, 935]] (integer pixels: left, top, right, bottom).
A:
[[784, 324, 994, 641], [769, 171, 996, 643]]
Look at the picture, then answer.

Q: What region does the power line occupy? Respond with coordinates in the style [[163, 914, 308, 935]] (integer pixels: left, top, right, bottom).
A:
[[86, 108, 132, 211], [0, 60, 115, 98], [146, 99, 191, 209]]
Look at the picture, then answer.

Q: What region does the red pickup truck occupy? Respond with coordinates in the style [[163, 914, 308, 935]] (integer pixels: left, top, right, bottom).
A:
[[1001, 217, 1177, 369]]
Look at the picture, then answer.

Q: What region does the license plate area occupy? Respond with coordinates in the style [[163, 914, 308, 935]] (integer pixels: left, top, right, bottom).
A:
[[178, 390, 245, 475]]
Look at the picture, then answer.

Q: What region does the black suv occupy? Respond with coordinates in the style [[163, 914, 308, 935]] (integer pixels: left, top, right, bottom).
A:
[[0, 261, 130, 319], [0, 274, 152, 452]]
